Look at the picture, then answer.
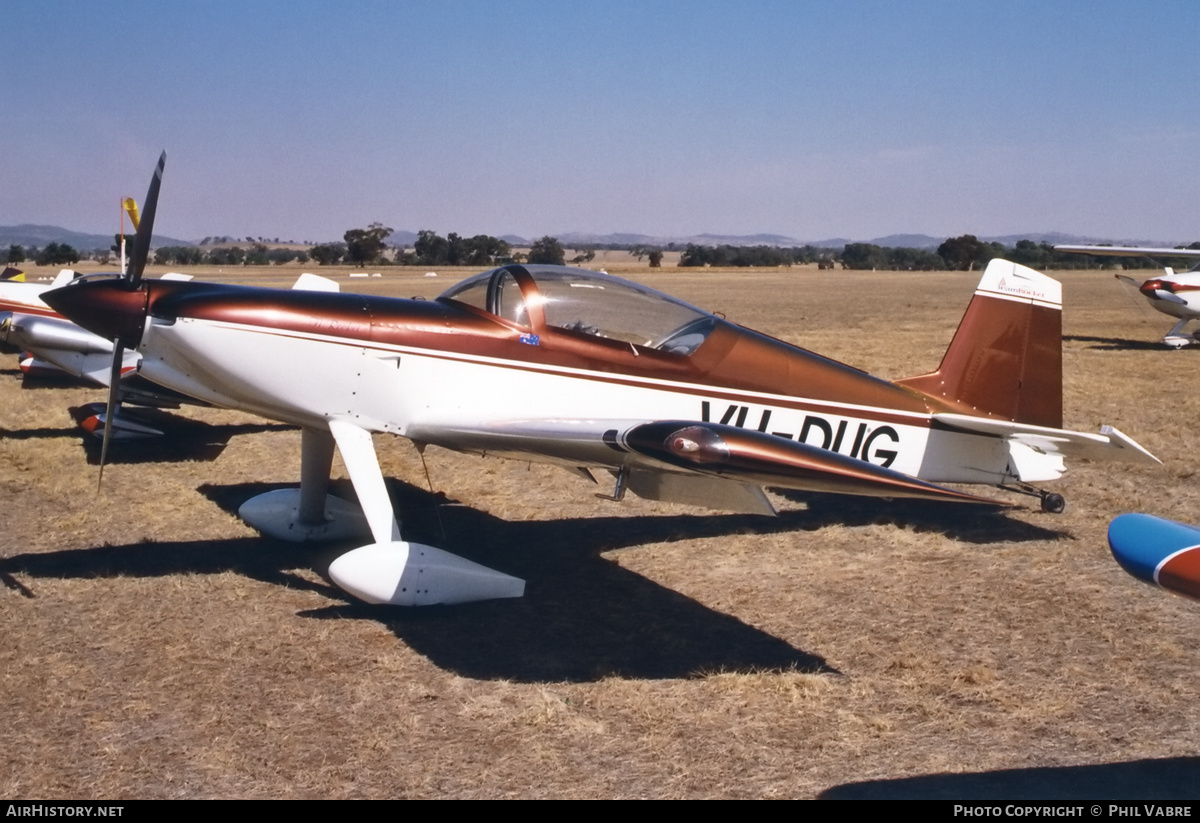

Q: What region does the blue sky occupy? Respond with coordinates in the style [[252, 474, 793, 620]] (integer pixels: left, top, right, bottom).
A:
[[4, 1, 1200, 243]]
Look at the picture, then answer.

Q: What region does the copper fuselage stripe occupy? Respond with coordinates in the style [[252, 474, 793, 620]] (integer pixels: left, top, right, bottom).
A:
[[168, 316, 938, 430]]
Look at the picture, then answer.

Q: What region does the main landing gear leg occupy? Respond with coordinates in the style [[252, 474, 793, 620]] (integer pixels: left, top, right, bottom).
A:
[[1000, 482, 1066, 514], [324, 420, 524, 606]]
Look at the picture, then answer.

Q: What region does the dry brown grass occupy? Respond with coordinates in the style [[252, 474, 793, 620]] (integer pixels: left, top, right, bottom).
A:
[[2, 264, 1199, 798]]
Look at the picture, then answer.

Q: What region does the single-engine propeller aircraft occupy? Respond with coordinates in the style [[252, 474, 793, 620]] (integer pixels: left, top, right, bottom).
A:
[[1055, 244, 1200, 348], [44, 154, 1160, 606]]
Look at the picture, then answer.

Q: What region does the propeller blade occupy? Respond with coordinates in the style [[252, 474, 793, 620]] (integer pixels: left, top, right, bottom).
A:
[[1153, 289, 1188, 305], [97, 339, 124, 490], [127, 152, 165, 288]]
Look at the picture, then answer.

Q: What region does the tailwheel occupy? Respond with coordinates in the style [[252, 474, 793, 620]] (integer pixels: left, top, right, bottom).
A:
[[999, 483, 1067, 514], [1040, 492, 1066, 514]]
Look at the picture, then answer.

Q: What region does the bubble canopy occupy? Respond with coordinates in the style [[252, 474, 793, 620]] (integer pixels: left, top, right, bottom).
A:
[[438, 264, 716, 355]]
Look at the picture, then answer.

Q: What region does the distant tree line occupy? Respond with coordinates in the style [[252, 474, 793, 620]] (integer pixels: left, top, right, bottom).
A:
[[2, 243, 80, 266], [306, 228, 520, 267], [153, 244, 311, 266], [399, 230, 513, 266], [678, 244, 836, 268], [674, 235, 1200, 271], [929, 236, 1200, 272], [12, 230, 1199, 273]]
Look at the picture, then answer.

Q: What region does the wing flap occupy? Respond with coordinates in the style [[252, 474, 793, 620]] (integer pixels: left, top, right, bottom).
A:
[[626, 469, 776, 516]]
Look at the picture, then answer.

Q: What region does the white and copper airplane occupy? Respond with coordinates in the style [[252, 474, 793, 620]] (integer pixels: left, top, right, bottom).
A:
[[1055, 244, 1200, 348], [44, 155, 1160, 606]]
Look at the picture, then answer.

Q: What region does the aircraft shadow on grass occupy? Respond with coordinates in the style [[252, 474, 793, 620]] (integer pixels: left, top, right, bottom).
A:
[[0, 412, 292, 465], [1, 478, 1062, 683], [819, 756, 1200, 800], [1063, 334, 1190, 352], [1, 405, 293, 465]]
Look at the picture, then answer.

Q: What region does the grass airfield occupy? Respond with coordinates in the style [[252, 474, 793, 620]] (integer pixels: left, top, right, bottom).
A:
[[2, 261, 1198, 799]]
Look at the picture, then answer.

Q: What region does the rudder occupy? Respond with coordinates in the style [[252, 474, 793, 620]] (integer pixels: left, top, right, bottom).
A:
[[897, 259, 1062, 428]]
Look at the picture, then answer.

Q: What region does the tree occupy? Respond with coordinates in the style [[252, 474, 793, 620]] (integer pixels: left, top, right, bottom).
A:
[[243, 244, 270, 266], [464, 234, 510, 266], [267, 248, 302, 265], [840, 243, 888, 270], [206, 246, 246, 266], [937, 234, 986, 271], [7, 244, 25, 265], [36, 242, 80, 266], [446, 232, 467, 265], [648, 249, 664, 268], [344, 222, 393, 266], [527, 236, 565, 265], [413, 229, 449, 265], [154, 246, 203, 265], [309, 243, 346, 266]]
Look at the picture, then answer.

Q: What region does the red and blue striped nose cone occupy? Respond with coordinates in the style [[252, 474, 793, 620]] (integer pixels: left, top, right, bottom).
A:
[[1108, 514, 1200, 601]]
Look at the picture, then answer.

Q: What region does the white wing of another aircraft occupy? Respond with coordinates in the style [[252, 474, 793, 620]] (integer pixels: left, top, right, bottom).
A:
[[1055, 244, 1200, 347]]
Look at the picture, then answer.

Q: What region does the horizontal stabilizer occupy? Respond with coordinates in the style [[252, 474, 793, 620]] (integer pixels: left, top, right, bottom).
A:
[[292, 273, 340, 292], [933, 413, 1160, 465]]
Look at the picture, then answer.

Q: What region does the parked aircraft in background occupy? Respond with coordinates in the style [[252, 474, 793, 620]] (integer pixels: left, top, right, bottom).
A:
[[0, 268, 143, 383], [1, 264, 337, 440], [45, 154, 1159, 606], [1109, 514, 1200, 602], [1055, 244, 1200, 348]]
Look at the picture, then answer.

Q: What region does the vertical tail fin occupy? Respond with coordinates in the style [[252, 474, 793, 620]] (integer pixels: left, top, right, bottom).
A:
[[897, 259, 1062, 428]]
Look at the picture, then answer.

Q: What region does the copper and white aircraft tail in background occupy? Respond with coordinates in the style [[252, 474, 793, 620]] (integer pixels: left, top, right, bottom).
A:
[[1055, 244, 1200, 347], [43, 155, 1160, 606]]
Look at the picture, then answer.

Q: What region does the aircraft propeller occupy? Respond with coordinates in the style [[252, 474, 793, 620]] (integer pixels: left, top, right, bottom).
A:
[[97, 152, 165, 486]]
